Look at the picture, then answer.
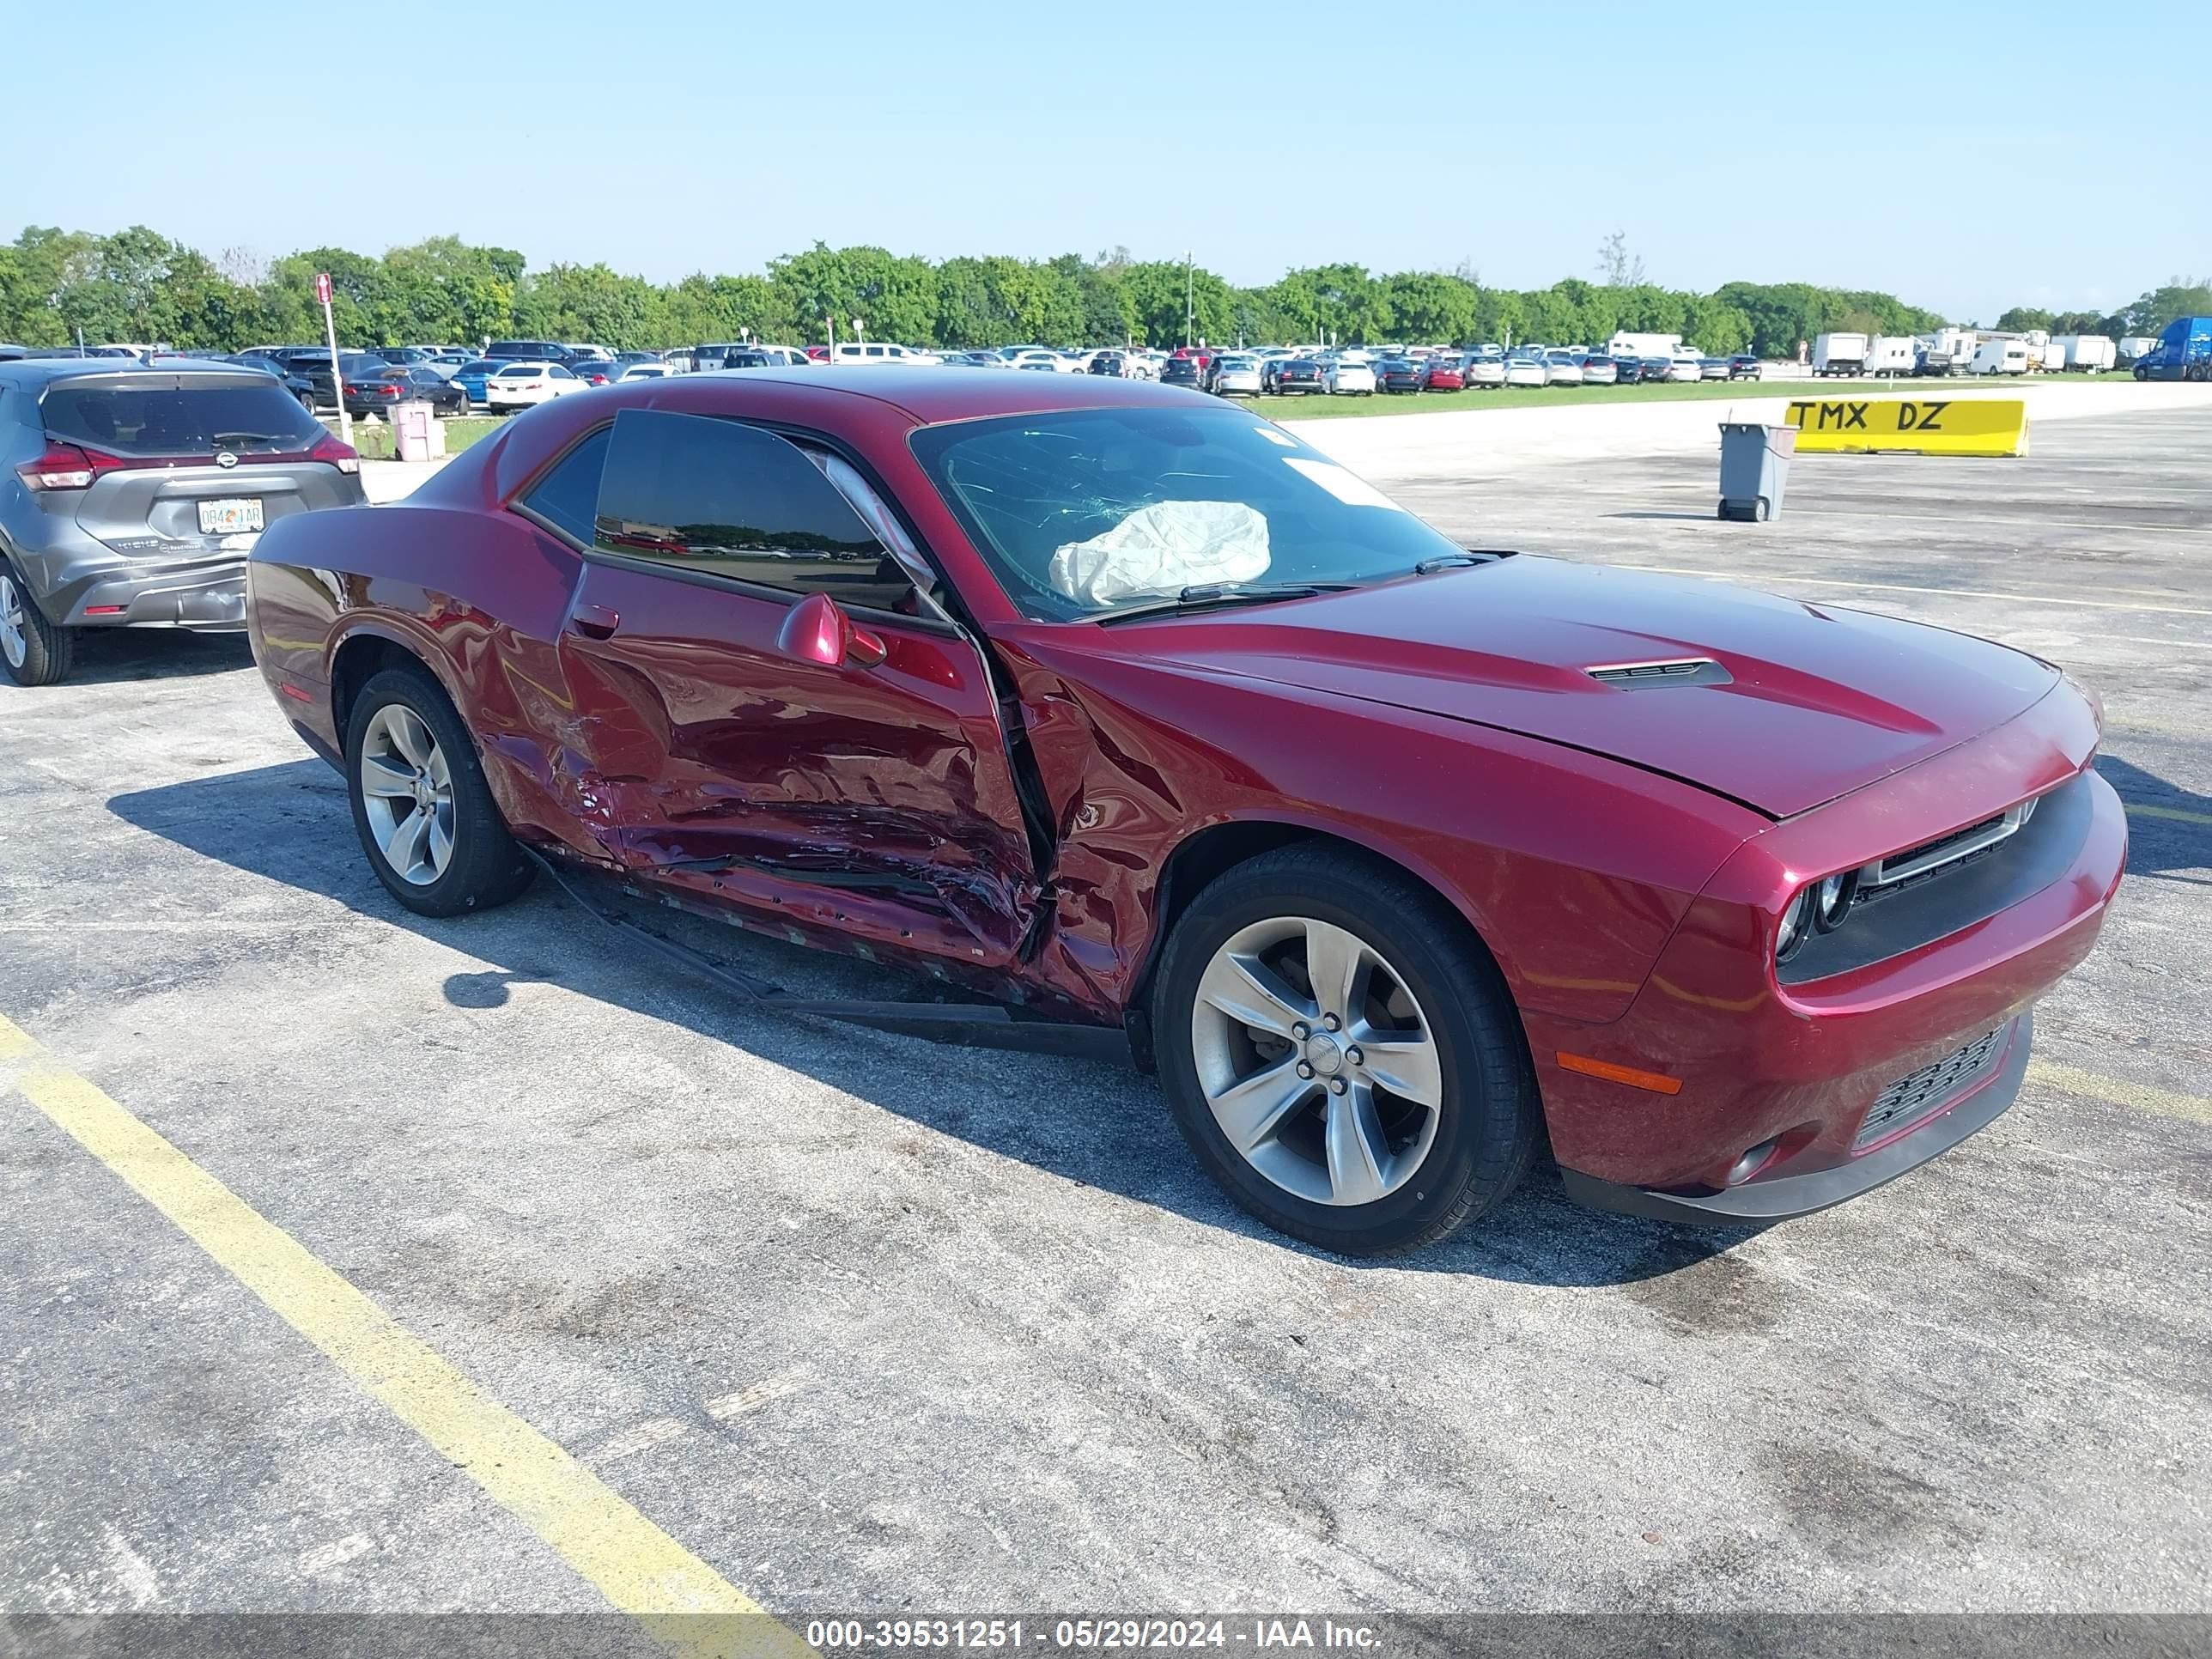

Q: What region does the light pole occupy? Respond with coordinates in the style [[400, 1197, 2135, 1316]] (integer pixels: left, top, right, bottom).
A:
[[1184, 251, 1194, 347], [854, 317, 866, 354]]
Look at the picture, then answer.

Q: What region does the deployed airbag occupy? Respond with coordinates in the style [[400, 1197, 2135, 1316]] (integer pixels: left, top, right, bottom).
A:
[[1048, 501, 1272, 607]]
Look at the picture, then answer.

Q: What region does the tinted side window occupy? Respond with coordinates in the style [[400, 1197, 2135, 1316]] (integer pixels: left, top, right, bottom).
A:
[[518, 427, 611, 544], [592, 409, 910, 612]]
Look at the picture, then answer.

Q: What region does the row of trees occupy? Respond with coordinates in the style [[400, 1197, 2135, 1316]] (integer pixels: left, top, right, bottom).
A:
[[1996, 278, 2212, 342], [3, 223, 2192, 362]]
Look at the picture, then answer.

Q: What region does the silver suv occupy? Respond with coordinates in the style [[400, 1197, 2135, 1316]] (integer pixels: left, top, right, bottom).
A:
[[0, 359, 367, 684]]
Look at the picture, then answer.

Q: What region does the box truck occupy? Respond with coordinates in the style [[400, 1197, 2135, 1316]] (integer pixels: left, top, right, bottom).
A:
[[2130, 317, 2212, 381], [1813, 331, 1868, 376], [2052, 335, 2116, 373]]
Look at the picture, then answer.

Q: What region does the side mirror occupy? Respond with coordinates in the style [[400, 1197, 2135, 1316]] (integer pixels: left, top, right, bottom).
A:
[[775, 590, 887, 669]]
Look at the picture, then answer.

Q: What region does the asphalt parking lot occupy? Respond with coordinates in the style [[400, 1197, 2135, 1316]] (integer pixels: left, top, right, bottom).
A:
[[3, 404, 2208, 1637]]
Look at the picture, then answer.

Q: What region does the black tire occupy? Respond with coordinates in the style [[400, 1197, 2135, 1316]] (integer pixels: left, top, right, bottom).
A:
[[297, 392, 315, 412], [1152, 844, 1538, 1255], [345, 664, 534, 918], [0, 559, 75, 687]]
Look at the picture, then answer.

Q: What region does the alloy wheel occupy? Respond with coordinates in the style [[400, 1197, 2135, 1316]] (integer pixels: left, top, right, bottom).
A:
[[0, 573, 27, 670], [358, 704, 457, 885], [1189, 915, 1444, 1206]]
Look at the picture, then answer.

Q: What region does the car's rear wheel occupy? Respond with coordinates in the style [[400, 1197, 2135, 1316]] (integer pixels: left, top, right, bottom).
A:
[[1154, 845, 1538, 1255], [0, 562, 74, 687], [346, 665, 533, 917]]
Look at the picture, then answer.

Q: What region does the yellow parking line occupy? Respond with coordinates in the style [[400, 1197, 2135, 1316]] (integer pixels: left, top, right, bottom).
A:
[[0, 1013, 808, 1659], [2027, 1060, 2212, 1127], [1786, 508, 2210, 538], [1613, 564, 2212, 619], [2125, 802, 2212, 827]]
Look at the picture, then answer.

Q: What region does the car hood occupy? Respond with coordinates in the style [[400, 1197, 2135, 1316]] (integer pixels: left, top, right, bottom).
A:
[[1106, 556, 2057, 818]]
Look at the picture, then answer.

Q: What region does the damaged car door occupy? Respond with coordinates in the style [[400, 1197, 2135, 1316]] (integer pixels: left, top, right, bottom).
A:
[[552, 407, 1040, 967]]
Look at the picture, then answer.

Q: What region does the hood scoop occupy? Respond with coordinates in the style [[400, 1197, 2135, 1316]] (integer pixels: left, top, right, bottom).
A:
[[1585, 657, 1732, 690]]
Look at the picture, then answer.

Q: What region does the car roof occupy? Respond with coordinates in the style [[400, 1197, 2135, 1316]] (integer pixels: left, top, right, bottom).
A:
[[646, 364, 1224, 424], [0, 356, 266, 390]]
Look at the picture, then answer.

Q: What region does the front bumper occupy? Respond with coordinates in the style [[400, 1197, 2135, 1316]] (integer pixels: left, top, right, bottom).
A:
[[1563, 1011, 2031, 1224], [1526, 686, 2122, 1221]]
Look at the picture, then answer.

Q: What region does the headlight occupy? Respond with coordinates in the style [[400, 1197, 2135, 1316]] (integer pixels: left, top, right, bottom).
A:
[[1775, 888, 1814, 961]]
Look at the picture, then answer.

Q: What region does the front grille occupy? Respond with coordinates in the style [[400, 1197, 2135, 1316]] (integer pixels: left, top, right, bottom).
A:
[[1855, 1026, 2006, 1150]]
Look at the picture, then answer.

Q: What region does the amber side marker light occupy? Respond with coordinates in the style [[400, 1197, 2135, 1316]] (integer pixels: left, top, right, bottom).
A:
[[1556, 1052, 1683, 1096]]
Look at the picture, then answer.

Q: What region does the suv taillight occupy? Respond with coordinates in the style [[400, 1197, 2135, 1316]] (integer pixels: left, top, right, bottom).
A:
[[16, 439, 119, 490], [309, 434, 361, 475]]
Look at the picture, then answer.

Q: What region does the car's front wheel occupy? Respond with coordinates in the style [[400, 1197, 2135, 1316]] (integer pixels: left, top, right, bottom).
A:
[[346, 665, 534, 917], [1153, 845, 1538, 1255], [0, 562, 74, 686]]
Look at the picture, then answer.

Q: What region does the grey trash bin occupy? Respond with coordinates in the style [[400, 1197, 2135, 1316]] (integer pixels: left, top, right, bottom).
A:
[[1717, 422, 1796, 522]]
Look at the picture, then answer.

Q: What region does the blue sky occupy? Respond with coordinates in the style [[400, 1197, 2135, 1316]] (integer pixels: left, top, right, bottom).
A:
[[5, 0, 2197, 324]]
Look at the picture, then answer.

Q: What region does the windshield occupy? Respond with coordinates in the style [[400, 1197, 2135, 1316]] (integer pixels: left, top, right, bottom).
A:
[[910, 405, 1468, 622]]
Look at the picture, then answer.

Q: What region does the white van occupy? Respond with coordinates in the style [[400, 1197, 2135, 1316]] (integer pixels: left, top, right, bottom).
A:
[[829, 342, 942, 366], [1970, 338, 2031, 375]]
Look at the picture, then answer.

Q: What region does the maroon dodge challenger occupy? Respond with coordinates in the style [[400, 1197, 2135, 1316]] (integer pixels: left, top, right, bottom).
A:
[[246, 369, 2124, 1254]]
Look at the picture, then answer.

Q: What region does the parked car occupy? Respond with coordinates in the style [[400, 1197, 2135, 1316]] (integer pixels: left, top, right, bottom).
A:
[[1160, 356, 1205, 389], [484, 340, 574, 364], [1424, 359, 1467, 391], [613, 363, 674, 384], [1698, 356, 1732, 381], [829, 342, 942, 367], [1541, 350, 1584, 386], [1, 357, 363, 685], [1085, 351, 1127, 377], [342, 365, 470, 419], [1576, 355, 1619, 386], [225, 353, 319, 410], [1664, 352, 1704, 383], [1269, 357, 1326, 395], [1211, 355, 1263, 397], [1462, 356, 1507, 388], [566, 361, 621, 387], [1324, 356, 1377, 395], [1503, 354, 1548, 388], [242, 370, 2124, 1254], [1376, 358, 1426, 393], [1728, 354, 1763, 380], [1638, 356, 1673, 383], [483, 362, 586, 411], [307, 352, 403, 410], [451, 359, 506, 406], [368, 346, 435, 368]]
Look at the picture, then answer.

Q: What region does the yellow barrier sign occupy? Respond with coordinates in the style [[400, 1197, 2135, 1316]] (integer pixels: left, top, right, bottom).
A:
[[1781, 397, 2029, 457]]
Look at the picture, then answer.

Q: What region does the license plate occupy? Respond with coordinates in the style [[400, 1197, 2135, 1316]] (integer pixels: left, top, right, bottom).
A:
[[198, 498, 264, 535]]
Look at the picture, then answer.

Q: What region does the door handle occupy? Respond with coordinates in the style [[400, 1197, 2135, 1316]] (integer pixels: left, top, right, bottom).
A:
[[569, 604, 620, 640]]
